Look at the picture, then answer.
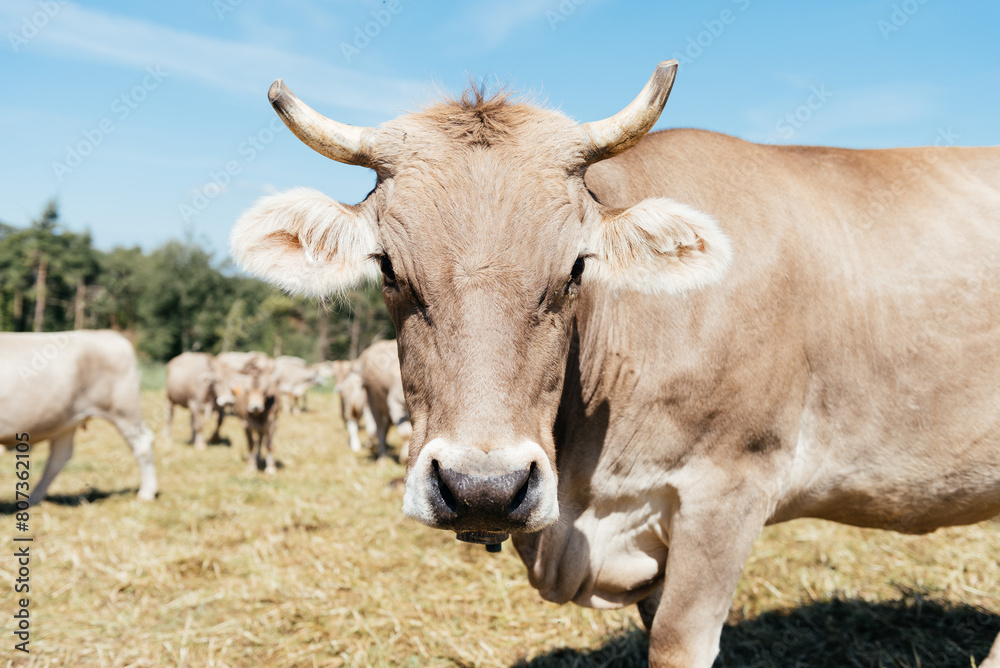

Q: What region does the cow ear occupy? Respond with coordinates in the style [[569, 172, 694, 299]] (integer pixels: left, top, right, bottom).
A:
[[587, 197, 733, 295], [230, 188, 380, 296]]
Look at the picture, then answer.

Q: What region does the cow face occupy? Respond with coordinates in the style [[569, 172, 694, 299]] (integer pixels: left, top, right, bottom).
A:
[[231, 61, 732, 539], [232, 360, 277, 418]]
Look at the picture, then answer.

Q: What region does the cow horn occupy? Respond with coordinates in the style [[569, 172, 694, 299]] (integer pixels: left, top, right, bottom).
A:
[[579, 60, 678, 163], [268, 79, 376, 167]]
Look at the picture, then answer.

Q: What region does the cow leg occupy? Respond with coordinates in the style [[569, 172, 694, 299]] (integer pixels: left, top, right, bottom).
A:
[[115, 420, 158, 501], [162, 400, 174, 442], [396, 420, 413, 464], [387, 391, 411, 463], [28, 430, 75, 505], [363, 403, 375, 446], [346, 417, 362, 452], [189, 400, 207, 450], [209, 405, 224, 443], [263, 419, 277, 475], [374, 413, 390, 459], [983, 633, 1000, 668], [647, 489, 768, 668], [245, 427, 259, 472]]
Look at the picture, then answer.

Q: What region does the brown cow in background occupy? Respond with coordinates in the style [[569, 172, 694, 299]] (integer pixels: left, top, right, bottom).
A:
[[230, 355, 280, 473]]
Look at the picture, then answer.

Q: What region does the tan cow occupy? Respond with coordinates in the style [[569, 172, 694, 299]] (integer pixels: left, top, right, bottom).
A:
[[230, 355, 280, 473], [164, 352, 225, 448], [358, 340, 412, 462], [0, 331, 157, 504], [231, 62, 1000, 667]]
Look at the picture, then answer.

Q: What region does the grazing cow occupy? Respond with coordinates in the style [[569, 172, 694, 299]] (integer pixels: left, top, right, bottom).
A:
[[230, 61, 1000, 667], [0, 330, 157, 504], [231, 356, 280, 473], [274, 355, 322, 413], [359, 340, 412, 462], [164, 352, 225, 448]]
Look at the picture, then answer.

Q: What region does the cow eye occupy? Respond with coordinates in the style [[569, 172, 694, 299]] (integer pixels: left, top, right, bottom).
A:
[[380, 254, 396, 285], [570, 257, 585, 282]]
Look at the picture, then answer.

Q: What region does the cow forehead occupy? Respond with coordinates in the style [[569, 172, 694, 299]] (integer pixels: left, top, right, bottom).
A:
[[380, 97, 581, 165], [375, 157, 588, 283]]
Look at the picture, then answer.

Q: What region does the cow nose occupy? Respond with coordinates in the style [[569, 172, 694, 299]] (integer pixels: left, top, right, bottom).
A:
[[429, 460, 539, 531]]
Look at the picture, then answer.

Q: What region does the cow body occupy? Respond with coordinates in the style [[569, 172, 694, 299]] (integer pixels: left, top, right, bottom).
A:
[[231, 63, 1000, 667], [0, 330, 158, 504], [518, 131, 1000, 664], [359, 340, 412, 462], [164, 352, 224, 448]]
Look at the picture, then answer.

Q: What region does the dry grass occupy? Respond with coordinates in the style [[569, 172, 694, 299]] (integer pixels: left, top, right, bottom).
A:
[[1, 391, 997, 667]]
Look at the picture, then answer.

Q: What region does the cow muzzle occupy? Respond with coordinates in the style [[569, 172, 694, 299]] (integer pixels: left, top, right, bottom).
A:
[[402, 438, 559, 535]]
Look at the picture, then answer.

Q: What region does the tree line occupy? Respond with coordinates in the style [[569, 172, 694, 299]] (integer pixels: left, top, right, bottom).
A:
[[0, 201, 393, 362]]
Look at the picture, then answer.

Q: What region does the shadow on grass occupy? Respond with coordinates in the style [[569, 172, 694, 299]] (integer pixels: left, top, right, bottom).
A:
[[514, 593, 999, 668], [0, 487, 137, 514]]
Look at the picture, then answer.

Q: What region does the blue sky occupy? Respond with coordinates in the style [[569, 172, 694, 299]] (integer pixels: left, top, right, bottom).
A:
[[1, 0, 998, 256]]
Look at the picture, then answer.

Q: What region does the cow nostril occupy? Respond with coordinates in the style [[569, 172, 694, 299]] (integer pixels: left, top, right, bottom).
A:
[[432, 460, 457, 513], [508, 461, 535, 513]]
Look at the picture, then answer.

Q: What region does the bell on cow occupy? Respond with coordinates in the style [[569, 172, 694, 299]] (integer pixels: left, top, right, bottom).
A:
[[456, 530, 509, 553]]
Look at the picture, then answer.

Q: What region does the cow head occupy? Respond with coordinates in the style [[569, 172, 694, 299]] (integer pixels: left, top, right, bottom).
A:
[[231, 61, 731, 542], [232, 358, 277, 417]]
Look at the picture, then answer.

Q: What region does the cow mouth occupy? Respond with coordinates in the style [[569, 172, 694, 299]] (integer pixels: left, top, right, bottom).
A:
[[455, 530, 509, 553]]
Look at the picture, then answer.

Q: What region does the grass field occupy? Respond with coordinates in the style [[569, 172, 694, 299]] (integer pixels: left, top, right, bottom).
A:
[[1, 390, 998, 667]]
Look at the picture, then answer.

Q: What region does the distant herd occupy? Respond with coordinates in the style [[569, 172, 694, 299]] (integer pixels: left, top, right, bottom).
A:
[[1, 329, 409, 504]]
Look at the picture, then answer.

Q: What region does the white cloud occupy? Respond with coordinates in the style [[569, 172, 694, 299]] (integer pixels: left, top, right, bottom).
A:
[[0, 1, 427, 118]]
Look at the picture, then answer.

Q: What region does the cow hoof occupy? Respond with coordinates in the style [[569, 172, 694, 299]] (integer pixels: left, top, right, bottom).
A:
[[265, 466, 277, 475], [137, 490, 157, 501]]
